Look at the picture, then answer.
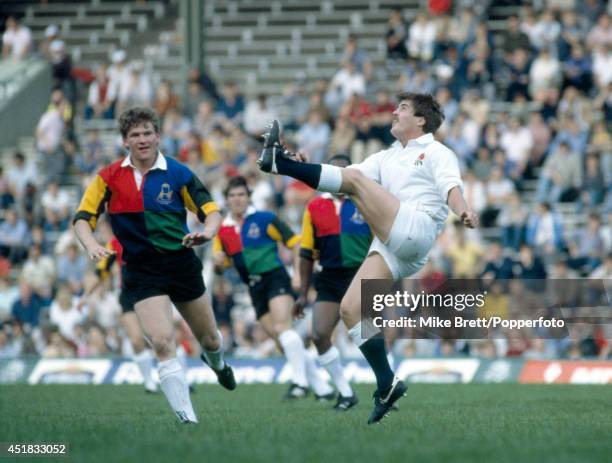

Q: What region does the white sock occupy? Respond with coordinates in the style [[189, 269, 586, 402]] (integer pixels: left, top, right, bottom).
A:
[[278, 329, 308, 387], [318, 164, 343, 193], [158, 358, 197, 423], [305, 349, 333, 396], [319, 346, 353, 397], [175, 344, 192, 385], [387, 351, 395, 370], [202, 330, 226, 370], [348, 320, 380, 347], [133, 349, 157, 392]]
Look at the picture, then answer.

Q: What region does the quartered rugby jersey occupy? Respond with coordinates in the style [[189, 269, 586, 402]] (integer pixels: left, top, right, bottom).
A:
[[213, 206, 300, 283], [300, 194, 372, 269], [74, 154, 219, 264]]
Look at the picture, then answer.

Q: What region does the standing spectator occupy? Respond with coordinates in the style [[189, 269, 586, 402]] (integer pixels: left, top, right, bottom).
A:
[[39, 24, 59, 60], [107, 50, 129, 108], [385, 8, 408, 61], [536, 141, 582, 203], [36, 90, 66, 183], [2, 16, 32, 60], [48, 40, 75, 104]]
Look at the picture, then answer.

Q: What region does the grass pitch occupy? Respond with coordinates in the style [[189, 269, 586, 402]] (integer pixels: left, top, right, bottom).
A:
[[1, 384, 610, 463]]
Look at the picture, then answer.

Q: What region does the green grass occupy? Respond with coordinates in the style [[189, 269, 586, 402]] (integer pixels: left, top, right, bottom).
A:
[[1, 384, 611, 463]]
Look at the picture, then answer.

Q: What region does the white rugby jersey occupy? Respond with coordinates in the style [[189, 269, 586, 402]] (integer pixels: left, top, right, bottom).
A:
[[349, 133, 463, 233]]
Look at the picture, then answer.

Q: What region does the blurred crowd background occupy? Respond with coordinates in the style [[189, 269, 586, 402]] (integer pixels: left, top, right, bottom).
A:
[[0, 0, 610, 361]]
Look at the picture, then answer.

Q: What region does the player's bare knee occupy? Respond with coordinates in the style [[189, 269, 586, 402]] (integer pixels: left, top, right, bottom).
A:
[[339, 296, 358, 324], [201, 331, 220, 351], [150, 335, 174, 358]]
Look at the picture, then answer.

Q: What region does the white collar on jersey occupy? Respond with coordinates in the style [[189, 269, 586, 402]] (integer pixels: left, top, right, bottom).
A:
[[223, 205, 256, 226], [406, 133, 434, 147], [121, 151, 167, 171]]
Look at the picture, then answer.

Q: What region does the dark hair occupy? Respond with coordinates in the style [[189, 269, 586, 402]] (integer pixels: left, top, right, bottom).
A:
[[396, 92, 445, 134], [118, 107, 161, 138], [224, 175, 251, 198], [328, 154, 352, 166]]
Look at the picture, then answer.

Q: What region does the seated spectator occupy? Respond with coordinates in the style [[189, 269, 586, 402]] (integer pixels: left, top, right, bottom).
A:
[[525, 202, 565, 257], [243, 94, 279, 137], [187, 66, 220, 103], [567, 212, 606, 274], [445, 224, 483, 278], [56, 243, 88, 294], [115, 61, 153, 116], [342, 34, 372, 81], [368, 89, 395, 146], [329, 61, 366, 103], [531, 9, 561, 55], [385, 8, 408, 61], [557, 86, 592, 129], [536, 141, 582, 203], [216, 81, 245, 126], [549, 118, 588, 156], [581, 154, 607, 207], [161, 108, 192, 157], [153, 79, 180, 121], [501, 15, 532, 56], [472, 147, 494, 181], [79, 324, 109, 357], [499, 116, 533, 179], [591, 44, 612, 90], [558, 10, 585, 61], [516, 244, 547, 281], [295, 110, 331, 164], [328, 115, 356, 156], [497, 191, 528, 251], [529, 48, 561, 98], [481, 242, 515, 281], [0, 276, 19, 322], [482, 166, 515, 227], [586, 13, 612, 50], [21, 244, 56, 299], [41, 181, 71, 224], [407, 11, 437, 61], [503, 48, 531, 102], [2, 16, 32, 60], [49, 285, 86, 343], [562, 46, 592, 93], [85, 64, 114, 120], [526, 112, 551, 168], [11, 281, 44, 329], [0, 209, 30, 264]]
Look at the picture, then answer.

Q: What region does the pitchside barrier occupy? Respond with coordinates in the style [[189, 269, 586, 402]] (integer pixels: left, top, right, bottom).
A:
[[1, 358, 611, 385]]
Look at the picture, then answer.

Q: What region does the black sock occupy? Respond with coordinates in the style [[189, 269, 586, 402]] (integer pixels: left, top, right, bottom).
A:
[[276, 156, 322, 189], [359, 336, 394, 392]]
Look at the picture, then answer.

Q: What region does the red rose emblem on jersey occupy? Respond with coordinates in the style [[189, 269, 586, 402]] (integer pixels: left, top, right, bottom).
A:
[[414, 153, 425, 166]]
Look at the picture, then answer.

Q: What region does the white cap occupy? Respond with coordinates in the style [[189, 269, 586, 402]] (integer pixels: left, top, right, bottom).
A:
[[111, 49, 126, 63], [45, 24, 59, 38]]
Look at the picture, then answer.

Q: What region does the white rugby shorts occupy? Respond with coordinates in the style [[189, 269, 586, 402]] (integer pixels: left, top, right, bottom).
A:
[[368, 202, 437, 280]]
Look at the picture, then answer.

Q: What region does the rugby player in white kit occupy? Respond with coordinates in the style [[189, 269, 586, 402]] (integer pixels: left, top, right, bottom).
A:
[[257, 92, 478, 424]]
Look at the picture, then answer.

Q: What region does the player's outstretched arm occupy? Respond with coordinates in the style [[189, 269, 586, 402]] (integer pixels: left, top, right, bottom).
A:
[[182, 211, 222, 247], [73, 219, 116, 260], [447, 186, 479, 228]]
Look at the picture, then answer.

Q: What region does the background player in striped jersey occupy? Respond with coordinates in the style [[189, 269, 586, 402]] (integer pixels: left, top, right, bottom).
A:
[[74, 107, 234, 424], [213, 175, 333, 400], [295, 154, 371, 410]]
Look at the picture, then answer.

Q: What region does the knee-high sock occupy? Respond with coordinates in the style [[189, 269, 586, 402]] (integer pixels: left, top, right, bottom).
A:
[[348, 322, 394, 392], [319, 346, 353, 397], [304, 349, 333, 396], [201, 330, 226, 370], [278, 329, 308, 387], [158, 358, 197, 423], [275, 156, 343, 193], [133, 349, 156, 391]]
